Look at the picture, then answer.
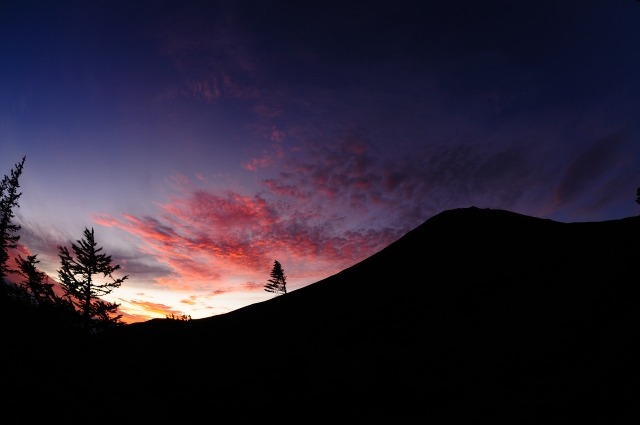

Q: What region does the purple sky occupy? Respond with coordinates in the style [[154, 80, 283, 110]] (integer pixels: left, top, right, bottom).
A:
[[1, 1, 639, 321]]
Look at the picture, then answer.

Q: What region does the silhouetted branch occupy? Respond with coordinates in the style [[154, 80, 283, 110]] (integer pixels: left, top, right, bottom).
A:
[[0, 156, 25, 279]]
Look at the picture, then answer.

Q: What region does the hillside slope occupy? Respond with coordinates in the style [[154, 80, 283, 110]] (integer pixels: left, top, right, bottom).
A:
[[102, 207, 640, 423], [7, 207, 639, 424]]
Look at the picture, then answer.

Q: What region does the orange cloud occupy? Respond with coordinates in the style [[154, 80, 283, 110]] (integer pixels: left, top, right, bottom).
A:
[[118, 310, 150, 324], [124, 300, 184, 317]]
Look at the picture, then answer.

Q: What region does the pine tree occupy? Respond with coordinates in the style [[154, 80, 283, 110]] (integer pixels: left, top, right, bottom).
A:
[[15, 254, 56, 306], [636, 187, 639, 205], [264, 260, 287, 295], [58, 228, 126, 329], [0, 156, 25, 280]]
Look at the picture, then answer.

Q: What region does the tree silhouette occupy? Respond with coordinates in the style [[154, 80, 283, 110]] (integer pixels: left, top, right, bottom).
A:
[[58, 228, 126, 329], [0, 157, 25, 281], [636, 187, 639, 205], [264, 260, 287, 295], [15, 254, 56, 306], [166, 313, 192, 321]]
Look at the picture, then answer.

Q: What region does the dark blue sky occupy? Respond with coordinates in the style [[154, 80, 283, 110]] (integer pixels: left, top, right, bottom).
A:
[[1, 1, 639, 321]]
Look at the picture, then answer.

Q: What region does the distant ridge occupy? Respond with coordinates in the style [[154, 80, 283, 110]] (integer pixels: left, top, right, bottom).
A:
[[6, 208, 640, 424], [114, 208, 640, 422], [184, 206, 638, 327]]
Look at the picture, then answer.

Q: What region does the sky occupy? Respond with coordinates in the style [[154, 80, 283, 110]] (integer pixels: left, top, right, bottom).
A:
[[1, 0, 639, 322]]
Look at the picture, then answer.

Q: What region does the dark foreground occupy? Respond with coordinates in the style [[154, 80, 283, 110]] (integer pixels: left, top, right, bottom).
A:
[[3, 208, 640, 423]]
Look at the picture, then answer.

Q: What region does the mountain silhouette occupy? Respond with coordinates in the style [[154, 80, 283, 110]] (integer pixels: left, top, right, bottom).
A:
[[4, 207, 640, 424]]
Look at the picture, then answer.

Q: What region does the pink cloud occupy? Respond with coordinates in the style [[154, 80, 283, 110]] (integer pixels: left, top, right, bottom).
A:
[[243, 157, 271, 171], [95, 181, 402, 293], [251, 102, 282, 119], [206, 289, 229, 296], [4, 244, 63, 297], [242, 143, 284, 171], [106, 137, 542, 296], [258, 136, 550, 230], [258, 138, 392, 214], [99, 134, 546, 301], [270, 127, 285, 142], [7, 243, 33, 264], [240, 281, 263, 291], [260, 179, 310, 199], [2, 244, 35, 286]]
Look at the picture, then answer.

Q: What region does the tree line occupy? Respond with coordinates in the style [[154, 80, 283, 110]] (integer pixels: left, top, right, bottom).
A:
[[0, 157, 125, 332]]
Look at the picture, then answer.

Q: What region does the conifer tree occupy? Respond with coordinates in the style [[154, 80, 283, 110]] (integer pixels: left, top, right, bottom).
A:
[[264, 260, 287, 295], [58, 228, 126, 329], [0, 157, 25, 280], [636, 187, 639, 205], [15, 254, 56, 306]]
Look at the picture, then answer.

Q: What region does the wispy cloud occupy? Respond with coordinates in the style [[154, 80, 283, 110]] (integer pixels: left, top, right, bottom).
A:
[[155, 7, 265, 107], [121, 299, 184, 318], [117, 310, 152, 324], [94, 178, 401, 294], [262, 136, 551, 229], [92, 132, 566, 297]]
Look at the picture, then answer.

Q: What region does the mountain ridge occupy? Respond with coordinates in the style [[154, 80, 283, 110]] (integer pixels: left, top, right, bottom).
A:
[[6, 207, 639, 424], [164, 206, 638, 327]]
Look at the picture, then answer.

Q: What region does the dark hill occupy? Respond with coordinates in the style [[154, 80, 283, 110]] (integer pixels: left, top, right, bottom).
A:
[[5, 207, 640, 424]]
